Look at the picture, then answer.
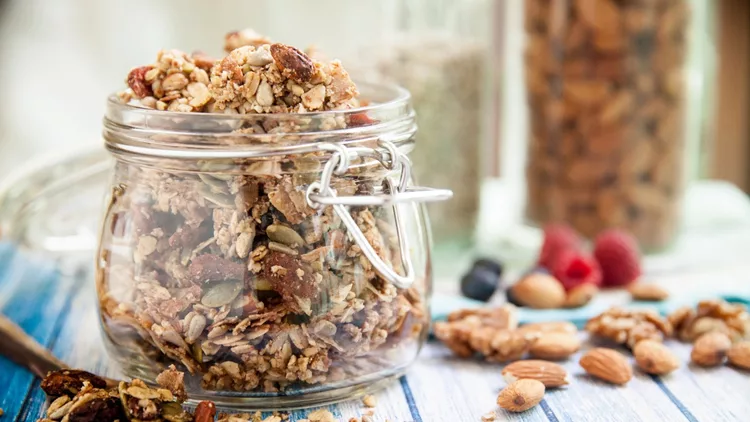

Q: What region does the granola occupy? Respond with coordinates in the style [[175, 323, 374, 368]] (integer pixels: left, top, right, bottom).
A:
[[99, 30, 428, 398], [585, 307, 673, 348]]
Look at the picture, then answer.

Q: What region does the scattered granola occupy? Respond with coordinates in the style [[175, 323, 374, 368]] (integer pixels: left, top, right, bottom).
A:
[[100, 29, 429, 399], [586, 307, 673, 348], [668, 299, 750, 343]]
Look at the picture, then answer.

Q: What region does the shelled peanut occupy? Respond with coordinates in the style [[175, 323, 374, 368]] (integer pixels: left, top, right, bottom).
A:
[[524, 0, 690, 249]]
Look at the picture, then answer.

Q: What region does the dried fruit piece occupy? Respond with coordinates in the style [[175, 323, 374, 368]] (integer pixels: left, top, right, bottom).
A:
[[41, 370, 108, 397], [510, 273, 566, 309], [728, 341, 750, 370], [579, 348, 632, 385], [633, 340, 680, 375], [594, 230, 642, 287], [270, 43, 314, 83], [529, 332, 581, 360], [262, 251, 320, 301], [629, 282, 669, 301], [539, 224, 580, 269], [551, 250, 602, 291], [126, 66, 154, 98], [67, 395, 125, 422], [502, 360, 570, 388], [497, 379, 545, 412], [691, 332, 731, 367], [194, 401, 217, 422]]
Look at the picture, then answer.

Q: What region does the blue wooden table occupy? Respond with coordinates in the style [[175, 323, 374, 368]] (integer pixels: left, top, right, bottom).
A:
[[2, 241, 750, 422]]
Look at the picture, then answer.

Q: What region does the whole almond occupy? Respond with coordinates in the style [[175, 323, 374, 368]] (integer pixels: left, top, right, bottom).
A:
[[691, 332, 731, 367], [502, 360, 570, 388], [728, 341, 750, 370], [633, 340, 680, 375], [194, 400, 216, 422], [517, 321, 578, 336], [529, 332, 582, 360], [629, 282, 669, 301], [497, 379, 545, 412], [510, 274, 566, 309], [270, 43, 314, 82], [564, 283, 598, 308], [579, 348, 633, 385]]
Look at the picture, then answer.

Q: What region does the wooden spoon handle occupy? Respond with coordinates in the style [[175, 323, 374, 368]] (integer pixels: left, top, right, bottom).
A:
[[0, 313, 69, 378]]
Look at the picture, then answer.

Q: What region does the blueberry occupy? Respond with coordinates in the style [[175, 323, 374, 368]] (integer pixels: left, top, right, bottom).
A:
[[472, 258, 504, 277], [460, 266, 500, 302]]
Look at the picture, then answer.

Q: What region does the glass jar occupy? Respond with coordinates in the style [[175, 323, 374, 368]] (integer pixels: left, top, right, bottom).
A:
[[95, 82, 450, 408], [347, 0, 493, 246], [522, 0, 698, 250]]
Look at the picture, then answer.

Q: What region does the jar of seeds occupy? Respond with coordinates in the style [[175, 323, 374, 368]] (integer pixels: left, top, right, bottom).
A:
[[523, 0, 698, 250]]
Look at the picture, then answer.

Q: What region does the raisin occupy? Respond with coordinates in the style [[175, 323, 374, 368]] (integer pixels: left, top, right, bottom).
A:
[[41, 370, 107, 397]]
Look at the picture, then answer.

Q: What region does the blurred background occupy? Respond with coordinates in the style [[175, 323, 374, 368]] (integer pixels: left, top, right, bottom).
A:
[[0, 0, 748, 273]]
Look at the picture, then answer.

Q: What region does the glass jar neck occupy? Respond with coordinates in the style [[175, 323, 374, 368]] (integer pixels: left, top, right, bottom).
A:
[[103, 81, 416, 166]]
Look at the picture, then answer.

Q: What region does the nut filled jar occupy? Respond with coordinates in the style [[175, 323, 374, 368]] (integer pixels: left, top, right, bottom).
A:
[[523, 0, 696, 250], [96, 81, 450, 408]]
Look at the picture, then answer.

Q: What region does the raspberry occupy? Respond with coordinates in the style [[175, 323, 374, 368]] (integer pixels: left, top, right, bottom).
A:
[[594, 229, 642, 287], [551, 250, 602, 291], [539, 224, 581, 269]]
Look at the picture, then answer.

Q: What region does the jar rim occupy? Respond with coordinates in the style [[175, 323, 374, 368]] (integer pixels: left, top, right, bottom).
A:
[[103, 81, 416, 160]]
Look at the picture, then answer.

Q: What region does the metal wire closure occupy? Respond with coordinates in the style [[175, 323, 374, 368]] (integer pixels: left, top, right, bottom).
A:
[[306, 140, 453, 289]]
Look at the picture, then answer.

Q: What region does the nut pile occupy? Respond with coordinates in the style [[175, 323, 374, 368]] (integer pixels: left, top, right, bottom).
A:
[[100, 29, 428, 395], [669, 299, 750, 342], [585, 307, 673, 348], [524, 0, 690, 249]]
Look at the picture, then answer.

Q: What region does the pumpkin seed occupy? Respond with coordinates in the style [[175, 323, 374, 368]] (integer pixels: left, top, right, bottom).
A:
[[161, 401, 184, 416], [198, 173, 227, 192], [191, 342, 204, 362], [267, 224, 305, 247], [199, 185, 235, 208], [201, 280, 243, 307], [268, 241, 298, 255]]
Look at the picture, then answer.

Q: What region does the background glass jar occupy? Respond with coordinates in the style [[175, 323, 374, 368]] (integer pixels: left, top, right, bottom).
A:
[[96, 83, 449, 408], [520, 0, 708, 251]]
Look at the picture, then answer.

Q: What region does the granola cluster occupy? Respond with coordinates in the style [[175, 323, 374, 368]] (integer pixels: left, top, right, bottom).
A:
[[119, 31, 358, 115], [585, 307, 673, 348], [668, 299, 750, 343], [100, 30, 427, 396], [433, 306, 542, 362]]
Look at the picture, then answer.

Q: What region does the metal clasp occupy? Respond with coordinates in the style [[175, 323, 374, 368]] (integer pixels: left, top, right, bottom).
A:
[[305, 140, 453, 289]]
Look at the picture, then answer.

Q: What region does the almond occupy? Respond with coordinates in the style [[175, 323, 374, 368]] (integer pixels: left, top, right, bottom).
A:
[[579, 348, 633, 385], [194, 400, 216, 422], [529, 332, 582, 360], [497, 379, 545, 412], [564, 283, 599, 308], [510, 274, 566, 309], [502, 360, 570, 388], [270, 43, 314, 82], [633, 340, 680, 375], [517, 321, 578, 336], [728, 341, 750, 370], [691, 332, 731, 367], [629, 282, 669, 301]]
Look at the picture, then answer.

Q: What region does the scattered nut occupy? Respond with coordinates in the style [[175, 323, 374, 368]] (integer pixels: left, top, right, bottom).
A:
[[502, 360, 570, 388], [564, 283, 599, 308], [629, 282, 669, 301], [362, 395, 377, 408], [510, 274, 566, 309], [497, 379, 545, 412], [727, 341, 750, 370], [691, 332, 732, 367], [579, 348, 633, 385], [633, 340, 680, 375], [529, 332, 582, 360]]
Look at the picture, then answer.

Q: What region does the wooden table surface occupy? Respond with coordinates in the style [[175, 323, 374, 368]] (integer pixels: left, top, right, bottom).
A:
[[1, 241, 750, 422]]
